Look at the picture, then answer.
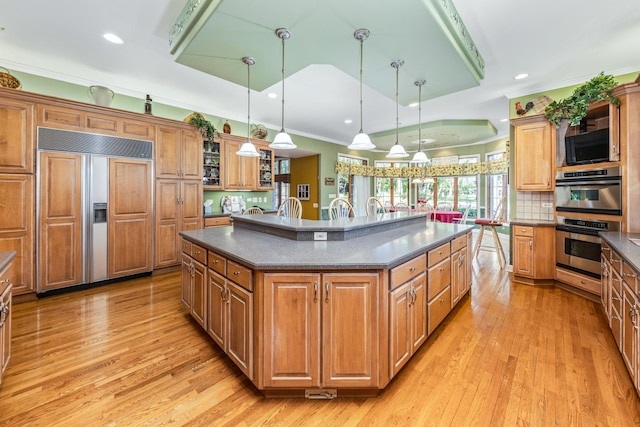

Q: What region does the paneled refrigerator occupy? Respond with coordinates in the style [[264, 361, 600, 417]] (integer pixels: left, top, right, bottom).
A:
[[36, 127, 153, 293]]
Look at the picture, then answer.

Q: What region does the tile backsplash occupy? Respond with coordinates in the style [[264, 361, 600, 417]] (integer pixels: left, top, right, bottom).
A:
[[515, 191, 554, 221]]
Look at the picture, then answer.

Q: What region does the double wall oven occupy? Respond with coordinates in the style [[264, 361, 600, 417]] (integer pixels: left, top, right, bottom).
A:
[[555, 166, 622, 278]]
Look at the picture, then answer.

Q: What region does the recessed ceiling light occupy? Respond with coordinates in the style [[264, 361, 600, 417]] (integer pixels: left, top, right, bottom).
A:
[[513, 73, 528, 80], [267, 92, 277, 99], [344, 119, 353, 124], [409, 102, 419, 107], [103, 33, 124, 44]]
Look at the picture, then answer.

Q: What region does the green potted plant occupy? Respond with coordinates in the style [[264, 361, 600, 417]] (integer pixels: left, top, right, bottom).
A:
[[544, 72, 619, 127], [185, 112, 217, 140]]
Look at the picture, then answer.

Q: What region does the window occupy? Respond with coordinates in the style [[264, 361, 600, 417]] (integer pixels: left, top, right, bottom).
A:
[[272, 158, 291, 210], [337, 154, 369, 212], [375, 161, 409, 208], [486, 151, 507, 220]]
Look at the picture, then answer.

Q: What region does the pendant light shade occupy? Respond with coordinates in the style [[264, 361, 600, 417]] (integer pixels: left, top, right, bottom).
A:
[[237, 56, 260, 157], [411, 79, 430, 164], [269, 28, 297, 150], [348, 29, 376, 151], [386, 60, 409, 158]]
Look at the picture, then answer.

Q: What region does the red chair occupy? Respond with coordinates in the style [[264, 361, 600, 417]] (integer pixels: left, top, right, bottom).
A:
[[473, 198, 506, 269]]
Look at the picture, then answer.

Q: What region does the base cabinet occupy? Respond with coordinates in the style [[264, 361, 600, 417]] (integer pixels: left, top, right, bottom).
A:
[[263, 272, 379, 389], [0, 260, 13, 386], [512, 225, 555, 284]]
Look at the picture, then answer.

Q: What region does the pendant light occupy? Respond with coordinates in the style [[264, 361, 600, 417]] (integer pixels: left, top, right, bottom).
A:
[[270, 28, 297, 149], [237, 56, 260, 157], [410, 80, 429, 163], [386, 60, 409, 158], [347, 28, 375, 150]]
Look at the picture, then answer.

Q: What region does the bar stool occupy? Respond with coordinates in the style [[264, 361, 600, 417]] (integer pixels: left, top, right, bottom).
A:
[[473, 198, 506, 269]]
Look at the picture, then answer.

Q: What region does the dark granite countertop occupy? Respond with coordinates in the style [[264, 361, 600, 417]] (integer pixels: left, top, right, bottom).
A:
[[0, 251, 16, 273], [600, 231, 640, 272], [203, 212, 231, 218], [510, 219, 556, 227], [180, 221, 473, 271]]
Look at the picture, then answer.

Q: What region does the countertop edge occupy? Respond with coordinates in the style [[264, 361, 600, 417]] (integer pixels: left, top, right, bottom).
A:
[[600, 231, 640, 272], [510, 219, 556, 227]]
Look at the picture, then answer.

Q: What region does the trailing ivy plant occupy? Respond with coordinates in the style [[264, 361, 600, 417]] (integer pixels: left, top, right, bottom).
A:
[[544, 72, 619, 127], [187, 112, 217, 140]]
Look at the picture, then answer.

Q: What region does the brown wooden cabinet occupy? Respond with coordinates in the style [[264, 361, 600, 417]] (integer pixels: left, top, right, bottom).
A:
[[451, 234, 469, 307], [263, 272, 379, 389], [108, 158, 152, 278], [38, 152, 83, 292], [512, 225, 555, 285], [203, 138, 223, 190], [512, 115, 555, 191], [256, 146, 274, 190], [0, 98, 34, 174], [427, 243, 451, 335], [0, 174, 34, 295], [0, 260, 13, 386], [154, 180, 202, 269], [622, 281, 637, 383], [224, 138, 258, 190], [180, 243, 206, 329], [155, 126, 202, 180]]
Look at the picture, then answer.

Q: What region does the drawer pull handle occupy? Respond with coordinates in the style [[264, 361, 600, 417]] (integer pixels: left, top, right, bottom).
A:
[[233, 271, 239, 276], [314, 282, 318, 303], [325, 282, 329, 303], [440, 267, 444, 272], [410, 267, 416, 272], [212, 259, 218, 264]]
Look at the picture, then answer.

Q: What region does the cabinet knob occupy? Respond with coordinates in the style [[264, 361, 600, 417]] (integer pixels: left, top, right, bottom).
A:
[[410, 267, 415, 272], [233, 271, 239, 275]]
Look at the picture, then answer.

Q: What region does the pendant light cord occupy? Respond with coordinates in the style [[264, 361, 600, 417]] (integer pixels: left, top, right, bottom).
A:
[[280, 35, 286, 132], [359, 37, 364, 134], [395, 62, 399, 144], [418, 83, 422, 152], [247, 61, 251, 140]]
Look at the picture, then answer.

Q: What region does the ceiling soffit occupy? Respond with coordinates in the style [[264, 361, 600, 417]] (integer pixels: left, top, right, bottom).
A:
[[169, 0, 485, 106]]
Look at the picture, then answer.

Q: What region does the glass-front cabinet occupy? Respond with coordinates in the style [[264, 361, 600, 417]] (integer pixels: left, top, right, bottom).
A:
[[203, 139, 222, 190], [258, 147, 274, 190]]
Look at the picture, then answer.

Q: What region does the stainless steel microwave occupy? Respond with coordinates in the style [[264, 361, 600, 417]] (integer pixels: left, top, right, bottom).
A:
[[565, 127, 609, 166]]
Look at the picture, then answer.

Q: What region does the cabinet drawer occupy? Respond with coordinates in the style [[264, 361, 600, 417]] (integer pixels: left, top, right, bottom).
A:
[[428, 258, 451, 301], [191, 243, 207, 265], [227, 260, 252, 292], [450, 235, 466, 253], [390, 254, 426, 290], [38, 104, 84, 129], [428, 286, 451, 335], [204, 216, 231, 228], [181, 239, 192, 255], [556, 267, 600, 295], [514, 226, 534, 237], [621, 261, 638, 290], [428, 243, 450, 267], [208, 251, 226, 276]]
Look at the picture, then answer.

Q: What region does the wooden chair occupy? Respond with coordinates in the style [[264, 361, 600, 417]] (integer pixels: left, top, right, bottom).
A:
[[452, 204, 470, 225], [328, 198, 355, 219], [473, 198, 506, 269], [277, 197, 302, 219], [365, 197, 385, 217], [393, 202, 409, 211], [383, 201, 394, 212], [243, 207, 263, 215], [436, 202, 453, 211]]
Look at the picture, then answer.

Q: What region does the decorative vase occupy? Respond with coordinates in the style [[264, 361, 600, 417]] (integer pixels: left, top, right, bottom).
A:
[[89, 85, 114, 107], [223, 120, 231, 134]]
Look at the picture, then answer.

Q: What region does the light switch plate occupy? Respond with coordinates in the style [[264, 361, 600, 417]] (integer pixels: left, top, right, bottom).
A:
[[542, 202, 553, 208], [329, 194, 336, 198], [313, 203, 318, 208]]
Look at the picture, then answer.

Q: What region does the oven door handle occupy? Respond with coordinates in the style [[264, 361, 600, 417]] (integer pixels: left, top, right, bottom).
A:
[[555, 180, 621, 187], [556, 224, 602, 236]]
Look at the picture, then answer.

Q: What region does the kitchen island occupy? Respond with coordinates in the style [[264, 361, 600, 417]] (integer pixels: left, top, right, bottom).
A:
[[180, 213, 473, 397]]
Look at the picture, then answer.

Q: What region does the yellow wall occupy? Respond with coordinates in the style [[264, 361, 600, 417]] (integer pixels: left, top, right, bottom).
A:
[[291, 155, 320, 220]]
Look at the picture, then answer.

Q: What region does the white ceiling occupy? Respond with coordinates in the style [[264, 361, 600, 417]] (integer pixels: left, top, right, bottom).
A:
[[1, 0, 640, 155]]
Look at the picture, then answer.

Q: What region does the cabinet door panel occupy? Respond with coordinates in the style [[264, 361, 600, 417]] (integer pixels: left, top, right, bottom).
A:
[[226, 282, 253, 379], [181, 254, 192, 310], [411, 272, 428, 351], [389, 282, 411, 376], [155, 127, 180, 179], [181, 129, 202, 180], [207, 270, 226, 348], [181, 181, 202, 229], [191, 261, 206, 328], [154, 180, 179, 268], [513, 236, 533, 277], [38, 152, 83, 291], [514, 119, 554, 190], [109, 159, 151, 277], [263, 273, 321, 388], [322, 273, 378, 388], [0, 174, 34, 294], [0, 99, 33, 173]]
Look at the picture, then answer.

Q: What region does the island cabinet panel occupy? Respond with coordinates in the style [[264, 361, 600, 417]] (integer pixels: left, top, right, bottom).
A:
[[0, 260, 13, 385], [263, 273, 321, 388], [322, 273, 378, 388], [451, 235, 469, 307], [0, 98, 33, 174], [427, 244, 452, 335], [225, 281, 253, 378], [207, 270, 226, 348]]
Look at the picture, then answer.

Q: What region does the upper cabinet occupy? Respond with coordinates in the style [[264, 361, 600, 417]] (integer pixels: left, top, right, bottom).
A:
[[155, 126, 202, 180], [512, 115, 555, 191], [0, 98, 34, 174], [203, 138, 223, 190], [257, 147, 274, 190]]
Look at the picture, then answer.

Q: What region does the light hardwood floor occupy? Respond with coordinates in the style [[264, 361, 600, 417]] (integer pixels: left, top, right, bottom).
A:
[[1, 251, 640, 426]]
